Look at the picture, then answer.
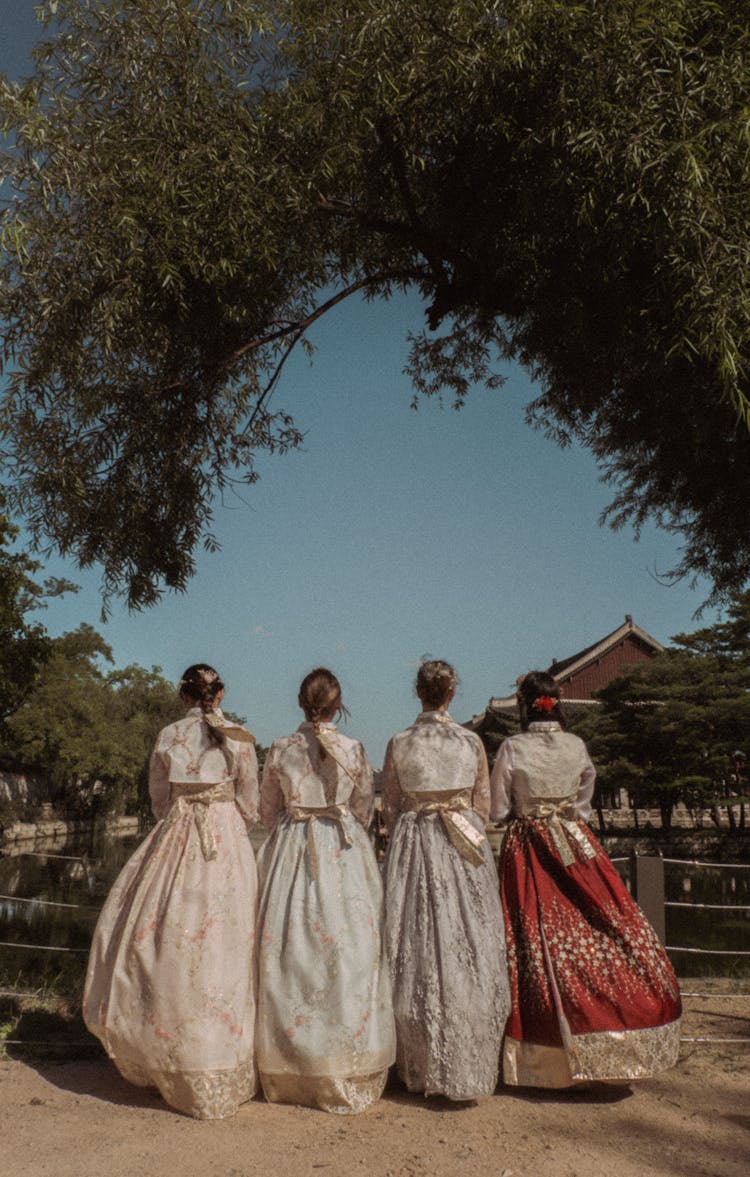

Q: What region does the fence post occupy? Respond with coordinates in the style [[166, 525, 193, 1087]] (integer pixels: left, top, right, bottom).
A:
[[630, 850, 666, 944]]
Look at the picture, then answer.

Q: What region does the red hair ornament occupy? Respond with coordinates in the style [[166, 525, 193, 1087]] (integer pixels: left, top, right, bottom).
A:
[[534, 695, 557, 713]]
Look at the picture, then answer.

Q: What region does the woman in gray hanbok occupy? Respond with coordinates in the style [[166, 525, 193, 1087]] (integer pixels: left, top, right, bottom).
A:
[[256, 668, 395, 1114], [383, 660, 510, 1100]]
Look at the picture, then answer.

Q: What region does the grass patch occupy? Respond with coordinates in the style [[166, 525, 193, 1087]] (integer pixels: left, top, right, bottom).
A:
[[0, 987, 102, 1061]]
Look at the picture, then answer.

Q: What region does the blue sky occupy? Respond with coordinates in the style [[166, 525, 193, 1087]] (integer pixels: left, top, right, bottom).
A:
[[0, 3, 719, 762]]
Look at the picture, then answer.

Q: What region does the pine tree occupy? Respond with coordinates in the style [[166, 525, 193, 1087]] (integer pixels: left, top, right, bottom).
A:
[[577, 593, 750, 830]]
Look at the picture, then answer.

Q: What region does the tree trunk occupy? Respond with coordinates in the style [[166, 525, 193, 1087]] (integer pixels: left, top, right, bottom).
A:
[[659, 798, 673, 832], [596, 798, 605, 835]]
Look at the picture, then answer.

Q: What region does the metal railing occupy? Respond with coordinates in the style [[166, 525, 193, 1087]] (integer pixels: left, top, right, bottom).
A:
[[628, 850, 750, 954], [625, 850, 750, 1045]]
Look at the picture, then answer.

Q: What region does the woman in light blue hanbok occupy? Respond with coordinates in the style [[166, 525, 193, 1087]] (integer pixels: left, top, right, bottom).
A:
[[256, 668, 395, 1113]]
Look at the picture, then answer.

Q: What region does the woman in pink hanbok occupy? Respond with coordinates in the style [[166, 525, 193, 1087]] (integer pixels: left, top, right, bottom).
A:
[[256, 668, 395, 1114], [84, 664, 259, 1119], [491, 671, 682, 1089]]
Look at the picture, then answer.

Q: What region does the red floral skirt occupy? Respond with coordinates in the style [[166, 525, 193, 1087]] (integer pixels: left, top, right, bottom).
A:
[[500, 817, 682, 1087]]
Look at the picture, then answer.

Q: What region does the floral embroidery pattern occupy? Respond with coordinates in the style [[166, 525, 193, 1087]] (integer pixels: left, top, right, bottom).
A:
[[256, 724, 395, 1114], [501, 815, 681, 1083], [382, 711, 509, 1099], [83, 710, 260, 1119]]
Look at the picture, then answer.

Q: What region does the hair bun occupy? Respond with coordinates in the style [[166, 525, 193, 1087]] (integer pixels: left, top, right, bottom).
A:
[[416, 660, 458, 710], [179, 664, 225, 711]]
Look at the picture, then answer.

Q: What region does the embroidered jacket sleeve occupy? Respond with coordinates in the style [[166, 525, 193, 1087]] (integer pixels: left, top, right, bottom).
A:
[[148, 743, 172, 820], [471, 739, 492, 823], [575, 747, 597, 821], [260, 742, 285, 831], [381, 739, 403, 834], [232, 740, 260, 830], [348, 742, 375, 828], [489, 739, 514, 823]]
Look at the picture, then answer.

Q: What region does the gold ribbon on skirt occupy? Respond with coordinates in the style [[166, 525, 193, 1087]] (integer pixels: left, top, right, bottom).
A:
[[402, 788, 486, 867], [520, 797, 598, 867], [170, 780, 235, 861], [287, 803, 353, 881]]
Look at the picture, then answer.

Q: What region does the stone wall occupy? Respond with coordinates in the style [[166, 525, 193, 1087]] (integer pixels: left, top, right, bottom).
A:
[[1, 814, 139, 850], [597, 802, 745, 831]]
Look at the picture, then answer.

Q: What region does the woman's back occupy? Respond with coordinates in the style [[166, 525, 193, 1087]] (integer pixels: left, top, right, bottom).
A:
[[255, 669, 394, 1115], [505, 726, 592, 802], [154, 709, 242, 782], [383, 664, 509, 1103], [261, 723, 371, 827], [387, 713, 483, 795], [84, 663, 259, 1120]]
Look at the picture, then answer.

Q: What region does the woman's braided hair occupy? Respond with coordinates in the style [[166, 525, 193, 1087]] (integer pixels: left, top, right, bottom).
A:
[[298, 667, 348, 760], [179, 664, 226, 744]]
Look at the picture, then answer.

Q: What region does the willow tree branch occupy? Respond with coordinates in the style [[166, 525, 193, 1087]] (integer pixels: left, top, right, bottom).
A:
[[228, 267, 421, 366], [316, 192, 471, 325], [236, 266, 426, 439]]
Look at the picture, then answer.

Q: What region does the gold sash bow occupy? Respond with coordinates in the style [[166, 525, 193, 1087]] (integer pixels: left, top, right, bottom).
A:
[[521, 797, 597, 867], [287, 803, 353, 881], [170, 780, 235, 861], [402, 789, 486, 867]]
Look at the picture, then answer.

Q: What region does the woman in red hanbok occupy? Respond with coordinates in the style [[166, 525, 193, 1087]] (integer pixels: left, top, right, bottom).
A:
[[490, 672, 681, 1088]]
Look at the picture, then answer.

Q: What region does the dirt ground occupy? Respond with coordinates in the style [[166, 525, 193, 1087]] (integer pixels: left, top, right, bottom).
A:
[[2, 989, 748, 1177]]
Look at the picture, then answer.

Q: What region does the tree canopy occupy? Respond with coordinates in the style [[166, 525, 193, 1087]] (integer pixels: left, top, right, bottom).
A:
[[0, 497, 76, 719], [0, 618, 265, 818], [1, 1, 749, 607], [1, 623, 182, 814]]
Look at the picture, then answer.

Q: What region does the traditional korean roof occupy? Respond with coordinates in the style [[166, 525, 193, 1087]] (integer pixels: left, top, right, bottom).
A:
[[467, 615, 664, 725], [545, 614, 664, 683]]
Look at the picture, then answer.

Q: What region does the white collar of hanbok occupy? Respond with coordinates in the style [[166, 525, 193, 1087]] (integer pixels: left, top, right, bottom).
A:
[[528, 721, 562, 732], [415, 710, 453, 725]]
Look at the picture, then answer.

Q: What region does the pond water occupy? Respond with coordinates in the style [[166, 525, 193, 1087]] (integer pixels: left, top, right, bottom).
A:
[[0, 830, 137, 994], [0, 825, 271, 994], [1, 827, 748, 992]]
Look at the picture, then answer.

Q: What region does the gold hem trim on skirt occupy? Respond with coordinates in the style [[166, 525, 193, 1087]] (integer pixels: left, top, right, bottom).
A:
[[503, 1018, 682, 1088], [260, 1068, 388, 1114], [114, 1056, 257, 1119]]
